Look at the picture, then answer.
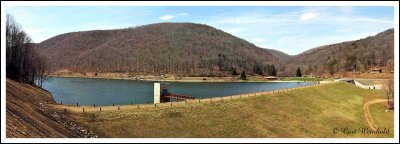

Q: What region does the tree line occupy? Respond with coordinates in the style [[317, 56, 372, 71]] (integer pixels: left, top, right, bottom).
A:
[[6, 14, 47, 87]]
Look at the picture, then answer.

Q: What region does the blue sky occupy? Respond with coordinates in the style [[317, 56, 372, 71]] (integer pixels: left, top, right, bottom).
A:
[[6, 6, 394, 55]]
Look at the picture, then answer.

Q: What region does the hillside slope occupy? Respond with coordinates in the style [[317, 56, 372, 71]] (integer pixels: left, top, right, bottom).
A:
[[265, 48, 291, 63], [37, 22, 280, 76], [285, 29, 394, 76], [6, 79, 77, 137]]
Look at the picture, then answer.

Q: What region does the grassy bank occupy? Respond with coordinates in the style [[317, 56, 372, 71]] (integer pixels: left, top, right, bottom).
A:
[[61, 82, 393, 138]]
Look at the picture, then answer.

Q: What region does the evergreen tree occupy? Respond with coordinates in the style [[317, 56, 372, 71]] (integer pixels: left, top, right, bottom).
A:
[[230, 67, 238, 75], [253, 64, 263, 75], [271, 64, 277, 76], [240, 70, 247, 80], [265, 65, 271, 76], [296, 67, 302, 77]]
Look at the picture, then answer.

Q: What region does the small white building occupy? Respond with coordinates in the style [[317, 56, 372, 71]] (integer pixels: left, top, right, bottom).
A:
[[264, 76, 277, 80]]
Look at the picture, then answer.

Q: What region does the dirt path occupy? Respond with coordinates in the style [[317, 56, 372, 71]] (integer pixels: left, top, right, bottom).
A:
[[363, 99, 388, 131]]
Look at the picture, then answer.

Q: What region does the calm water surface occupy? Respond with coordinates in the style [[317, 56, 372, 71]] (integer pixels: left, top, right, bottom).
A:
[[43, 77, 316, 106]]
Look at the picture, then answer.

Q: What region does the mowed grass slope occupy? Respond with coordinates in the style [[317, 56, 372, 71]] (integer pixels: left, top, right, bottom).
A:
[[369, 103, 394, 131], [67, 82, 393, 138]]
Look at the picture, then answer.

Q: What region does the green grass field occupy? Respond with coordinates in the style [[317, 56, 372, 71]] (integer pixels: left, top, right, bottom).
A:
[[280, 77, 332, 81], [369, 102, 394, 131], [244, 76, 332, 82], [66, 82, 393, 138], [244, 76, 321, 82]]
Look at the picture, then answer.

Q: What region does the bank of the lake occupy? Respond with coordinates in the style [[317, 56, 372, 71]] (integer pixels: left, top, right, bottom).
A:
[[49, 74, 310, 82], [48, 72, 325, 83]]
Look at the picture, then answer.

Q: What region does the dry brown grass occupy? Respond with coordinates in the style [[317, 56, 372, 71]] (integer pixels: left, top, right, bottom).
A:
[[59, 82, 393, 138]]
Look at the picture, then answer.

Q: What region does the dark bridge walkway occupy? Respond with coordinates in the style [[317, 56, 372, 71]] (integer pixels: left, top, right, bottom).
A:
[[163, 93, 195, 101]]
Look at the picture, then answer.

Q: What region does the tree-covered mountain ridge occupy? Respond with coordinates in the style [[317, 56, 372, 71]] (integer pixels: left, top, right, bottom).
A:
[[36, 22, 394, 77]]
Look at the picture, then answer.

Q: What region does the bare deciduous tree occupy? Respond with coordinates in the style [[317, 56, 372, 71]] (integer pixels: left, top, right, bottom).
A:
[[6, 13, 47, 87], [383, 79, 394, 110]]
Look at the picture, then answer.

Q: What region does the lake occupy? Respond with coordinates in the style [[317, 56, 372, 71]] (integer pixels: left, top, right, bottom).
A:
[[43, 77, 316, 106]]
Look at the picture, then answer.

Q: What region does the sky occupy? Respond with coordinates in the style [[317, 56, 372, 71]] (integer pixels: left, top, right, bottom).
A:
[[6, 6, 394, 55]]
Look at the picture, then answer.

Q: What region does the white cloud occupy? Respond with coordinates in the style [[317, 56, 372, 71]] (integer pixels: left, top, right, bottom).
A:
[[159, 14, 174, 20], [300, 12, 317, 21], [159, 13, 189, 21]]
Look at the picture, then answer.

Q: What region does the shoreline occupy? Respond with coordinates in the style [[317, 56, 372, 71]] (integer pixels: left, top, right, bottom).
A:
[[47, 74, 308, 83]]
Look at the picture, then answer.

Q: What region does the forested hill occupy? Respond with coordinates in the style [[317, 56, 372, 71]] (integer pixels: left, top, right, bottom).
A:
[[37, 22, 394, 77], [264, 48, 292, 63], [282, 28, 394, 76], [37, 22, 281, 76]]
